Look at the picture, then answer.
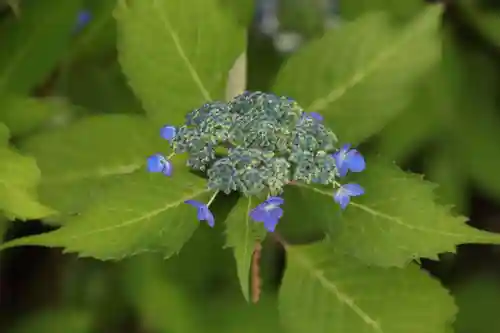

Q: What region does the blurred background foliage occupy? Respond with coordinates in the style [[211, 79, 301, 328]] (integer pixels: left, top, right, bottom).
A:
[[0, 0, 500, 332]]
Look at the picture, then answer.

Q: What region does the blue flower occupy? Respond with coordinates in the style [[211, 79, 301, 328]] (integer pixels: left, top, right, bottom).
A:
[[249, 196, 284, 232], [333, 183, 364, 209], [147, 154, 172, 176], [74, 10, 92, 33], [184, 200, 215, 227], [332, 144, 365, 177], [161, 125, 177, 143]]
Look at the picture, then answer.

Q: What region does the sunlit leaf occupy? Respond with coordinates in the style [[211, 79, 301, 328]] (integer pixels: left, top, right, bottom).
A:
[[280, 241, 457, 333]]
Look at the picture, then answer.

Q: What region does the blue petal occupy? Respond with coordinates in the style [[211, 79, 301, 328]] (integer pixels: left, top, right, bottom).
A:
[[342, 183, 364, 196], [269, 206, 283, 220], [250, 206, 268, 222], [197, 206, 215, 227], [340, 143, 351, 153], [74, 10, 92, 33], [184, 200, 205, 209], [161, 160, 173, 176], [309, 112, 323, 122], [332, 151, 348, 177], [265, 196, 284, 206], [333, 189, 351, 209], [345, 150, 365, 173], [263, 217, 279, 232], [204, 208, 215, 227], [147, 154, 167, 173], [160, 125, 176, 142]]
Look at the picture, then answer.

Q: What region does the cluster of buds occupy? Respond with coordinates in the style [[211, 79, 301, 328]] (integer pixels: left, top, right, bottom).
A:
[[147, 92, 365, 232]]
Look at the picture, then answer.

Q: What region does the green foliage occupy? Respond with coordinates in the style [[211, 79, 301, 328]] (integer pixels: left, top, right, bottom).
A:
[[273, 6, 441, 144], [115, 0, 246, 125], [280, 242, 457, 333], [0, 94, 75, 138], [0, 0, 82, 94], [0, 123, 54, 220], [0, 156, 211, 259], [6, 309, 92, 333], [17, 114, 164, 222], [2, 1, 500, 333], [328, 158, 500, 267], [452, 274, 500, 333], [225, 196, 267, 301]]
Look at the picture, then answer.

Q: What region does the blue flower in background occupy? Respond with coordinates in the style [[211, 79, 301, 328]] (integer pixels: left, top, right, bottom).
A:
[[250, 196, 284, 232], [332, 144, 366, 177], [160, 125, 177, 144], [146, 154, 172, 176], [74, 10, 91, 33], [185, 200, 215, 227], [334, 183, 364, 209]]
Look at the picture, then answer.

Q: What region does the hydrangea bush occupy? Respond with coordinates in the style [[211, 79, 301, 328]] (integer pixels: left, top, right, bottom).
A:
[[1, 1, 500, 333], [147, 92, 365, 231]]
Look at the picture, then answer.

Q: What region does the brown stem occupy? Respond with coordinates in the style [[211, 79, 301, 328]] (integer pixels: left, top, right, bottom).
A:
[[251, 242, 263, 304]]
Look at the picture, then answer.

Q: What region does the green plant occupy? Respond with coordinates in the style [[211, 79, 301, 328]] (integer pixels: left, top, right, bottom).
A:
[[1, 1, 500, 333]]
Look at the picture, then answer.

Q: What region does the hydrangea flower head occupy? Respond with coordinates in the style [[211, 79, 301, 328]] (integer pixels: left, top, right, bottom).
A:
[[146, 91, 367, 230]]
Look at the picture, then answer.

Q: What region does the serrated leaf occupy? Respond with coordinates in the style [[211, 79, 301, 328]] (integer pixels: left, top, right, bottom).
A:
[[330, 158, 500, 266], [225, 196, 267, 302], [280, 241, 457, 333], [0, 123, 55, 220], [18, 114, 165, 222], [0, 158, 211, 259], [288, 157, 500, 267], [273, 5, 441, 144], [0, 0, 82, 94], [116, 0, 246, 125]]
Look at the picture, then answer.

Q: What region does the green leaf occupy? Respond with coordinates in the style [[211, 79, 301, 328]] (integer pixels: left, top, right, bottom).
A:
[[273, 5, 442, 144], [56, 62, 143, 115], [0, 123, 55, 220], [376, 66, 446, 162], [123, 254, 202, 333], [20, 115, 168, 222], [68, 0, 117, 62], [18, 114, 165, 222], [0, 0, 82, 94], [289, 157, 500, 267], [224, 196, 267, 302], [116, 0, 246, 125], [459, 0, 500, 48], [0, 94, 75, 138], [425, 142, 468, 213], [452, 274, 500, 333], [7, 309, 93, 333], [279, 241, 457, 333], [330, 158, 500, 266], [0, 158, 211, 259], [341, 0, 426, 23]]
